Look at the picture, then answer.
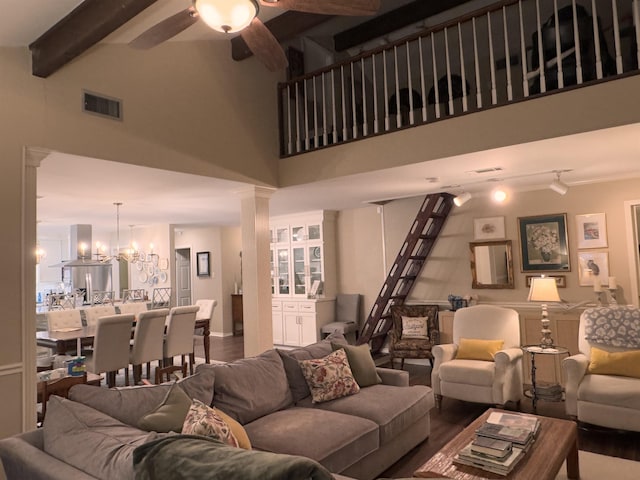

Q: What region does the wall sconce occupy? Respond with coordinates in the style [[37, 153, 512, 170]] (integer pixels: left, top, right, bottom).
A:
[[453, 192, 472, 207], [492, 187, 508, 203], [35, 244, 46, 264], [549, 171, 569, 195]]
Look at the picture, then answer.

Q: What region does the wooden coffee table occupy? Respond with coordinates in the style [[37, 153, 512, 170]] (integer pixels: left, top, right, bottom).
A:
[[414, 408, 579, 479]]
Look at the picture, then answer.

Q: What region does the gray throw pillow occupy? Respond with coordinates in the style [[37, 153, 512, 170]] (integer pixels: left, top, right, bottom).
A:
[[43, 396, 165, 480], [138, 383, 192, 433], [331, 342, 382, 387], [196, 349, 293, 425]]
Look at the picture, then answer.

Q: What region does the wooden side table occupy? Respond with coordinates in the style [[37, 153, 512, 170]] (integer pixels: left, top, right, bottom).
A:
[[231, 294, 243, 336]]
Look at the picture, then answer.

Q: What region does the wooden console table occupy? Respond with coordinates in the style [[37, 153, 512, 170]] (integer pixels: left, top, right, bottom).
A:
[[231, 294, 243, 336]]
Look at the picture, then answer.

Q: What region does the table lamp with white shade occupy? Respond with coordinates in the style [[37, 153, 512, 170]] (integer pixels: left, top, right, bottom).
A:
[[528, 276, 561, 348]]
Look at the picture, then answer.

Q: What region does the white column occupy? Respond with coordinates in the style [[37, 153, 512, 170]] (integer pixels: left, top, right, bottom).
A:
[[237, 186, 275, 357], [23, 146, 49, 431]]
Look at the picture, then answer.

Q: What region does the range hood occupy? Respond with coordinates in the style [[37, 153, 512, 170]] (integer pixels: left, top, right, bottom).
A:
[[53, 225, 109, 267]]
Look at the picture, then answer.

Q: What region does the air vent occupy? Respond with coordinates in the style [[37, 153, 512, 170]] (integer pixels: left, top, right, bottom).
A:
[[82, 90, 122, 120], [466, 167, 504, 174]]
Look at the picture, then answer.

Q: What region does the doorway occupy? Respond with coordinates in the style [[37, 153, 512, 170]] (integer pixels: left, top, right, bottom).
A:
[[175, 248, 192, 306], [624, 200, 640, 306]]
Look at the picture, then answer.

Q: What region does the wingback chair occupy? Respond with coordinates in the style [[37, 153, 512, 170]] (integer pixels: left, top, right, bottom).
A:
[[562, 306, 640, 432], [431, 305, 523, 409], [388, 304, 440, 370]]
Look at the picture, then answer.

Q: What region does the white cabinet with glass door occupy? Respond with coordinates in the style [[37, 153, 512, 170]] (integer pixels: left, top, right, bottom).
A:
[[269, 211, 337, 347]]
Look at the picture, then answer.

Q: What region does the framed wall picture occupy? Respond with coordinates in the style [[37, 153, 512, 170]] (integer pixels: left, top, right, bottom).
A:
[[473, 216, 506, 240], [575, 213, 608, 249], [518, 213, 570, 272], [525, 274, 566, 288], [578, 250, 610, 286], [196, 251, 210, 277]]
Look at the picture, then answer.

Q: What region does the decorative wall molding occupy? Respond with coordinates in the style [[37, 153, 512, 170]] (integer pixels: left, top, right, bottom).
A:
[[0, 363, 23, 376]]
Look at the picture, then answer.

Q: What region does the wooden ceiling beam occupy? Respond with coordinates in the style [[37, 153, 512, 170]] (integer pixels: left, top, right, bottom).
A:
[[29, 0, 158, 78], [333, 0, 472, 52], [231, 11, 334, 62]]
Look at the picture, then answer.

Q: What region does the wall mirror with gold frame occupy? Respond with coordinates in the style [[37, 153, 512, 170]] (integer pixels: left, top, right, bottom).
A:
[[469, 240, 514, 289]]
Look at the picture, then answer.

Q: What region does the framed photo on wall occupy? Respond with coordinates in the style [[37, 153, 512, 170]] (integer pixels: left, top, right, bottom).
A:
[[473, 216, 506, 240], [575, 213, 608, 249], [578, 250, 610, 286], [196, 251, 210, 277], [518, 213, 570, 272]]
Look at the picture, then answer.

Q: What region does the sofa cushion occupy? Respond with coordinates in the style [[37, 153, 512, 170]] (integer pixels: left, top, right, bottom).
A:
[[439, 359, 496, 386], [196, 349, 293, 424], [299, 349, 360, 403], [68, 367, 215, 428], [243, 407, 378, 474], [278, 333, 349, 403], [298, 384, 434, 445], [181, 399, 240, 448], [578, 374, 640, 410], [139, 383, 192, 433], [43, 396, 164, 480], [331, 342, 381, 387]]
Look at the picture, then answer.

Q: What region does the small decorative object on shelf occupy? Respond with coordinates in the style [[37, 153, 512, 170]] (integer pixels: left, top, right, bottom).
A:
[[448, 294, 468, 311], [608, 276, 618, 305]]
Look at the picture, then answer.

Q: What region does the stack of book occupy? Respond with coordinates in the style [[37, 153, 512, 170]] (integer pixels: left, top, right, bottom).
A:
[[534, 382, 564, 401], [453, 412, 540, 476]]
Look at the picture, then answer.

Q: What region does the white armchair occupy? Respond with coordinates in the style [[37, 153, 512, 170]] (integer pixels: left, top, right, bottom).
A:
[[431, 305, 523, 409], [562, 306, 640, 432]]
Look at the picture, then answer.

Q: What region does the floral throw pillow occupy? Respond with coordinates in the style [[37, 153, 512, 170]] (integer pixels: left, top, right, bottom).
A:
[[181, 399, 240, 448], [298, 349, 360, 403]]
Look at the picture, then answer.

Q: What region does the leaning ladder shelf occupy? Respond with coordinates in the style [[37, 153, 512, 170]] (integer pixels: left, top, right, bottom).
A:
[[358, 192, 454, 353]]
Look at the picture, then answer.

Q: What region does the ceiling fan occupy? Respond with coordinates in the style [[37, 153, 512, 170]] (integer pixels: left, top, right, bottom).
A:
[[130, 0, 381, 72]]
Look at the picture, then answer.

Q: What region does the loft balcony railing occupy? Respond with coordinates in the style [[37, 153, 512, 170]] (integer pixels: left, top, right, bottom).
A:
[[277, 0, 640, 157]]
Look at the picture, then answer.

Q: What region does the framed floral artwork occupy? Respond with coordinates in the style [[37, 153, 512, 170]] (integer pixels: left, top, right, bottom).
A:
[[577, 250, 610, 286], [518, 213, 570, 272], [575, 213, 608, 249], [473, 216, 506, 240]]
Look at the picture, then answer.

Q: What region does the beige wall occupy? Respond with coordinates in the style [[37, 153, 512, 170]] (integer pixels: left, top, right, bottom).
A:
[[0, 41, 281, 438], [337, 177, 640, 321]]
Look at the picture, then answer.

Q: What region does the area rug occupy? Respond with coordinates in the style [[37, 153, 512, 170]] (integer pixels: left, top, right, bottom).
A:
[[556, 451, 640, 480]]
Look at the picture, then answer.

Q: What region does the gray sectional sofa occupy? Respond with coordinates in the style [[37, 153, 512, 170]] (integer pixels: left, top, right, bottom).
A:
[[0, 333, 434, 480]]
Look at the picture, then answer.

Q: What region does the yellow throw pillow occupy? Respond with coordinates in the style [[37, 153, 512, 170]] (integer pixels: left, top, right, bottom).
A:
[[456, 338, 504, 361], [216, 407, 252, 450], [588, 346, 640, 378]]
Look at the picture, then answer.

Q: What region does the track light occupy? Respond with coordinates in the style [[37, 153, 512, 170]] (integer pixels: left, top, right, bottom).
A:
[[453, 192, 472, 207], [549, 171, 568, 195]]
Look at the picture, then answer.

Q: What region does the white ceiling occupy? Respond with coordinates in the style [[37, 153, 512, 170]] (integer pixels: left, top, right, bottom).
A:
[[6, 1, 640, 237]]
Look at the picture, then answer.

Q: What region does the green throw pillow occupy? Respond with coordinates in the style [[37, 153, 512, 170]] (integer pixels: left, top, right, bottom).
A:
[[331, 342, 381, 387], [139, 383, 192, 432]]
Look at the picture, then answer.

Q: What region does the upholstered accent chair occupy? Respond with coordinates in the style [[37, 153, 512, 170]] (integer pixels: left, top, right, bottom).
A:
[[562, 306, 640, 432], [388, 304, 440, 369], [431, 305, 523, 409], [321, 294, 362, 342]]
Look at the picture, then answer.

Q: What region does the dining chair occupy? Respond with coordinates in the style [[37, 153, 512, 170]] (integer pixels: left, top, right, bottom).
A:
[[129, 308, 169, 385], [90, 290, 114, 306], [46, 309, 83, 331], [152, 288, 172, 309], [117, 301, 148, 320], [39, 373, 87, 422], [82, 305, 117, 327], [84, 314, 135, 388], [155, 363, 188, 385], [163, 305, 199, 375], [194, 299, 217, 363]]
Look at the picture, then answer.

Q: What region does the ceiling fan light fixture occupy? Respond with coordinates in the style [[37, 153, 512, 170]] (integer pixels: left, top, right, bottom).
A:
[[194, 0, 258, 33]]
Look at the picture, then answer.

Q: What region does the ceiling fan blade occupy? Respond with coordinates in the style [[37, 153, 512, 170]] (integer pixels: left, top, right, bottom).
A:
[[240, 18, 288, 72], [129, 7, 199, 49], [261, 0, 380, 16]]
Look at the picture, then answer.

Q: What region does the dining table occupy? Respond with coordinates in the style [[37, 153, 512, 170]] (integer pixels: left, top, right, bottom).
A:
[[36, 326, 97, 356]]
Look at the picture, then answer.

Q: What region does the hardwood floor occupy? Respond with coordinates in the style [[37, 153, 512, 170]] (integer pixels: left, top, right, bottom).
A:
[[198, 336, 640, 478]]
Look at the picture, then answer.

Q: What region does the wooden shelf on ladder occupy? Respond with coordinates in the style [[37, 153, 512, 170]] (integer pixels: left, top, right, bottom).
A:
[[357, 192, 454, 354]]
